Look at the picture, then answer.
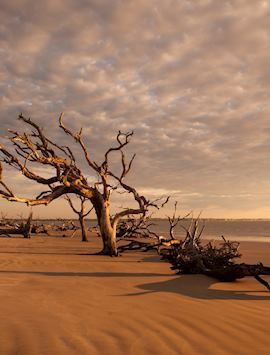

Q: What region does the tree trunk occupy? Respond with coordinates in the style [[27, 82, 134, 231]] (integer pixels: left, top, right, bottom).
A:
[[23, 212, 32, 238], [90, 191, 118, 256], [79, 215, 88, 242], [97, 204, 117, 256]]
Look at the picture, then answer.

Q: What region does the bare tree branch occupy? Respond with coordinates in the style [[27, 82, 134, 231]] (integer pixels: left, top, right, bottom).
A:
[[166, 201, 191, 240], [0, 113, 167, 255], [59, 113, 99, 172]]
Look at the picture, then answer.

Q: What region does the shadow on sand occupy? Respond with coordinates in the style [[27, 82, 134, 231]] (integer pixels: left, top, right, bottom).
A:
[[128, 274, 270, 300], [0, 270, 169, 278], [0, 269, 270, 300]]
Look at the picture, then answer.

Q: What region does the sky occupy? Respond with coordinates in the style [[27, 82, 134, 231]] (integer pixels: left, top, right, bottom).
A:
[[0, 0, 270, 219]]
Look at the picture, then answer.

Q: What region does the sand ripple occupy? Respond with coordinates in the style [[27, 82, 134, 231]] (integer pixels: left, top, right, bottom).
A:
[[0, 236, 269, 354]]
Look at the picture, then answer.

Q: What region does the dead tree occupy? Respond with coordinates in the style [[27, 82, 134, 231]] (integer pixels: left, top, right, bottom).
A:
[[66, 195, 93, 242], [116, 215, 162, 253], [161, 218, 270, 292], [0, 113, 167, 255], [117, 202, 189, 253], [116, 214, 160, 240], [0, 212, 32, 238]]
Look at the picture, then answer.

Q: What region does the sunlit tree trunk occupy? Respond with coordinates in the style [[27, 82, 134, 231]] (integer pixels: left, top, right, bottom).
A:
[[0, 114, 167, 257], [94, 197, 117, 256], [79, 214, 88, 242]]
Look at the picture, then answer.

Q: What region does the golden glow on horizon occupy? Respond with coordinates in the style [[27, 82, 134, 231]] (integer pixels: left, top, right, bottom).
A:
[[0, 1, 270, 218]]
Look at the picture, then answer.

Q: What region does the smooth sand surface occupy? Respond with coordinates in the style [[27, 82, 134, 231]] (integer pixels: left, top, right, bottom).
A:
[[0, 234, 270, 354]]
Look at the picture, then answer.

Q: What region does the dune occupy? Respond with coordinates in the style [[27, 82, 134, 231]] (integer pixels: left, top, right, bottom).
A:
[[0, 234, 269, 354]]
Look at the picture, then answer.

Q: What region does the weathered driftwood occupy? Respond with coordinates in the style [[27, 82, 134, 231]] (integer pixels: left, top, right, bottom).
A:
[[116, 215, 159, 240], [160, 217, 270, 292], [30, 220, 80, 236], [116, 203, 190, 252], [31, 223, 50, 235], [166, 201, 191, 240], [118, 209, 270, 291], [0, 213, 32, 238], [117, 239, 161, 253], [117, 235, 181, 253], [116, 214, 174, 253], [54, 221, 77, 232]]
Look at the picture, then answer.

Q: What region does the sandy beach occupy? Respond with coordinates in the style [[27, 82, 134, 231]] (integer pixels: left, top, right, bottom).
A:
[[0, 233, 269, 355]]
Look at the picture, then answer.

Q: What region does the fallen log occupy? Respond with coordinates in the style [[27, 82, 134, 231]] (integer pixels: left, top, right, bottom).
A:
[[203, 263, 270, 290], [0, 213, 32, 238], [117, 239, 160, 253], [117, 208, 270, 292], [31, 223, 51, 235]]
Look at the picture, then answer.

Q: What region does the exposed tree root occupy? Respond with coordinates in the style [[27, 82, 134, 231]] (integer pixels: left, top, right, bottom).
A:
[[118, 213, 270, 292], [160, 219, 270, 292]]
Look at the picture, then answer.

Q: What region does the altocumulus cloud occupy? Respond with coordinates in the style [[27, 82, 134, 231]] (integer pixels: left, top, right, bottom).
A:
[[1, 0, 270, 218]]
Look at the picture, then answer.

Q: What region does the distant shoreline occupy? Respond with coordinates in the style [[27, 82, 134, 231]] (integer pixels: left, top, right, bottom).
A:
[[3, 217, 270, 222]]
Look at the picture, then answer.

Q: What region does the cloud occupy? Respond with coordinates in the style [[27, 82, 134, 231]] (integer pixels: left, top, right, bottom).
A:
[[0, 0, 270, 217]]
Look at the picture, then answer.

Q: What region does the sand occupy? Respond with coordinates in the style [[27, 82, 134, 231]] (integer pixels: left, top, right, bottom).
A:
[[0, 234, 270, 354]]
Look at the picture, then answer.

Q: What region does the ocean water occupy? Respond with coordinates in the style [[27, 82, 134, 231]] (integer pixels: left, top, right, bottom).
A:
[[32, 218, 270, 242], [149, 219, 270, 242]]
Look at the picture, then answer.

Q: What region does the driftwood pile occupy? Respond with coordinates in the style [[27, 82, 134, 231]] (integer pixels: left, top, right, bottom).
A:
[[161, 218, 270, 291], [117, 216, 163, 253], [117, 210, 270, 291], [0, 213, 33, 238], [117, 216, 159, 240], [0, 213, 80, 238], [30, 220, 79, 238], [117, 239, 161, 253]]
